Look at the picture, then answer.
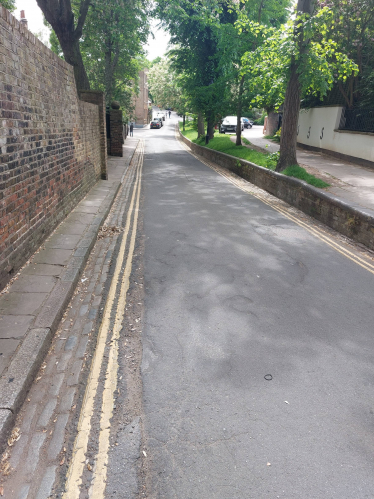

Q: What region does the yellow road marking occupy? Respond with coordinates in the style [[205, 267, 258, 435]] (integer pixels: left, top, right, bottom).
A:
[[90, 140, 144, 498], [176, 128, 374, 276], [63, 140, 143, 499]]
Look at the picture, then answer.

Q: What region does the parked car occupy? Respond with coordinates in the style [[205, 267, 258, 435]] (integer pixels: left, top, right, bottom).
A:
[[150, 120, 161, 129], [156, 112, 166, 122], [241, 117, 253, 129], [153, 117, 163, 127], [220, 116, 244, 133]]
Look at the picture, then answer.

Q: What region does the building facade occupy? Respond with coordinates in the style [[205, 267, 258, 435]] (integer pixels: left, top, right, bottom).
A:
[[134, 70, 150, 127]]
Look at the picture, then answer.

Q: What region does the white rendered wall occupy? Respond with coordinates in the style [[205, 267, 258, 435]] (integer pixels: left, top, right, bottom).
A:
[[297, 106, 374, 163]]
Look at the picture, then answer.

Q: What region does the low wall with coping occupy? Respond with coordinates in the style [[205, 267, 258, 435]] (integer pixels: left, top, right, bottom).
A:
[[179, 128, 374, 251], [297, 106, 374, 168]]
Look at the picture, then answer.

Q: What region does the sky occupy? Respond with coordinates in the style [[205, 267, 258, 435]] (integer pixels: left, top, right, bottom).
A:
[[15, 0, 50, 44], [14, 1, 170, 60], [145, 20, 171, 61]]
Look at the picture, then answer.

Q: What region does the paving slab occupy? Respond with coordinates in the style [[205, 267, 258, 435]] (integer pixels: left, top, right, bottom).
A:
[[0, 338, 21, 373], [67, 212, 96, 224], [54, 222, 89, 236], [33, 248, 73, 266], [0, 315, 34, 339], [10, 275, 57, 293], [74, 205, 101, 214], [44, 234, 82, 250], [0, 292, 48, 316], [22, 264, 64, 277]]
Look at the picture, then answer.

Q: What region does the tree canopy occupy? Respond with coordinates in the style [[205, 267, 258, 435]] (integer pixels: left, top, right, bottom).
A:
[[0, 0, 15, 11]]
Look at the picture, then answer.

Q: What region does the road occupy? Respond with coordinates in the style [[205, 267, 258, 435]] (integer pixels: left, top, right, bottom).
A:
[[2, 115, 374, 498]]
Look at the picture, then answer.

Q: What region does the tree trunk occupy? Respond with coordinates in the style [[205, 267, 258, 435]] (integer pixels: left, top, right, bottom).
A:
[[206, 111, 214, 142], [276, 0, 316, 172], [36, 0, 91, 92], [183, 114, 186, 131], [236, 75, 245, 146], [60, 37, 91, 91], [266, 110, 279, 137], [197, 112, 205, 138], [276, 63, 300, 171]]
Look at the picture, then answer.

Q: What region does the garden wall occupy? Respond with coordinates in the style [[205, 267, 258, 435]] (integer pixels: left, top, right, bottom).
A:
[[0, 7, 106, 289], [297, 106, 374, 168]]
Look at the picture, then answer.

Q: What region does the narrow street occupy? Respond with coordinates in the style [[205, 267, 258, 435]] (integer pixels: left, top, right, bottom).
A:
[[2, 115, 374, 498]]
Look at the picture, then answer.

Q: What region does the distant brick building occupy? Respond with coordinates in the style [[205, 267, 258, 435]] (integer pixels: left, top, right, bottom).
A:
[[134, 70, 150, 127]]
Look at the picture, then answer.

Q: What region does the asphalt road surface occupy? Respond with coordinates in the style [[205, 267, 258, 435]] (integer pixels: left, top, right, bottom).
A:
[[139, 117, 374, 498], [3, 116, 374, 499]]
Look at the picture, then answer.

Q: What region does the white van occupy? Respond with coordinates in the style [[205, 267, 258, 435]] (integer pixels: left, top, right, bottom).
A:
[[220, 116, 244, 133]]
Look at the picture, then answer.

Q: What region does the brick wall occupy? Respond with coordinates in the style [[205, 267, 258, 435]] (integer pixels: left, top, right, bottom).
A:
[[0, 7, 104, 290], [108, 109, 123, 157]]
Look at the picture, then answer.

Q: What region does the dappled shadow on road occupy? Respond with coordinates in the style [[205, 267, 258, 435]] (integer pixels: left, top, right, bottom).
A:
[[141, 147, 374, 497]]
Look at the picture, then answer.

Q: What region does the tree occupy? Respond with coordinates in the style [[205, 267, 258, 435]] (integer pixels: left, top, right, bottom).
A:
[[278, 0, 316, 170], [318, 0, 374, 108], [218, 0, 291, 146], [148, 57, 191, 127], [0, 0, 15, 11], [36, 0, 92, 90], [80, 0, 150, 106], [155, 0, 226, 141], [239, 4, 358, 170]]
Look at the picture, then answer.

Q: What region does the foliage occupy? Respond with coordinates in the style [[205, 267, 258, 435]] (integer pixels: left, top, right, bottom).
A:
[[147, 57, 190, 115], [238, 8, 359, 111], [0, 0, 15, 11], [43, 0, 150, 110], [254, 115, 265, 125], [282, 165, 330, 188], [316, 0, 374, 108], [179, 121, 328, 187], [265, 150, 280, 167], [37, 0, 92, 89], [179, 121, 277, 168], [80, 0, 150, 108]]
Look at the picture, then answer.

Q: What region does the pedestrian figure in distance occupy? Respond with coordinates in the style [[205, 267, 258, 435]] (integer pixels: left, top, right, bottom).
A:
[[169, 111, 171, 118], [130, 122, 134, 137]]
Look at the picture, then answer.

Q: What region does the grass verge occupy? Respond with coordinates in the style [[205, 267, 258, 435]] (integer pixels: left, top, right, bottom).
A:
[[179, 122, 329, 188], [282, 165, 330, 188]]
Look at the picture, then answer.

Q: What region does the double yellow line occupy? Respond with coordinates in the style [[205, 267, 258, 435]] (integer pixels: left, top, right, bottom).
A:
[[63, 139, 144, 499], [176, 130, 374, 276]]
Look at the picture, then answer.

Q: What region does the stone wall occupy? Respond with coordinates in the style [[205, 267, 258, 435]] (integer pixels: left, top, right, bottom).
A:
[[179, 129, 374, 252], [0, 7, 104, 290]]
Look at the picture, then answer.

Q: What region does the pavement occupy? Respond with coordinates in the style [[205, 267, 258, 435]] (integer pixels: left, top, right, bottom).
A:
[[240, 126, 374, 215], [0, 137, 139, 451]]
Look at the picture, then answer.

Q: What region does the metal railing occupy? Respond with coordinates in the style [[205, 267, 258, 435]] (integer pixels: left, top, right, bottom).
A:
[[339, 108, 374, 133]]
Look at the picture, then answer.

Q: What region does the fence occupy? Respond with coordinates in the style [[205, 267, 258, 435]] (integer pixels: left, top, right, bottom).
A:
[[339, 108, 374, 133]]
